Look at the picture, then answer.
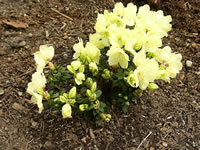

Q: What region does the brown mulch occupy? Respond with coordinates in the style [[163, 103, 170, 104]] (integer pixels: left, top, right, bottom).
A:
[[0, 0, 200, 149]]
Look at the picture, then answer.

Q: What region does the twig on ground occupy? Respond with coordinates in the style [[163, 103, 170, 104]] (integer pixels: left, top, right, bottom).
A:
[[25, 138, 34, 150], [17, 69, 35, 78], [51, 8, 73, 21], [136, 131, 152, 150]]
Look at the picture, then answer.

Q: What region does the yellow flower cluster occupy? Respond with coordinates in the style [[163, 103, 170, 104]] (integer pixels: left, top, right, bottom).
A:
[[91, 2, 181, 90], [27, 45, 54, 113]]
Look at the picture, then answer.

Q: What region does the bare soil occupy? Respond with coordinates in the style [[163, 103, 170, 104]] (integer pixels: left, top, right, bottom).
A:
[[0, 0, 200, 149]]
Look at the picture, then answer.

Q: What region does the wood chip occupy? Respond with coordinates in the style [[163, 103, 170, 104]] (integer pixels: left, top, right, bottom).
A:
[[3, 20, 28, 29], [89, 129, 95, 139], [12, 102, 28, 112]]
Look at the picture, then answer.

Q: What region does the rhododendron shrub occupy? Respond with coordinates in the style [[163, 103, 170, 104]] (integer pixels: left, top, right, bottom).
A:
[[27, 3, 182, 125]]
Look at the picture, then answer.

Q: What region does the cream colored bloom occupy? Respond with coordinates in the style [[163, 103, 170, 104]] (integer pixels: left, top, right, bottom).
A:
[[94, 13, 109, 35], [123, 3, 137, 26], [154, 46, 182, 78], [107, 46, 129, 69], [89, 62, 98, 71], [34, 45, 54, 72], [35, 45, 54, 62], [62, 103, 72, 118], [108, 24, 126, 48], [133, 51, 160, 90], [113, 2, 125, 17], [34, 54, 46, 73], [124, 71, 139, 88], [31, 93, 44, 113], [71, 60, 82, 71], [89, 33, 110, 49], [143, 31, 163, 52], [80, 42, 101, 64], [73, 38, 84, 59], [27, 72, 46, 95]]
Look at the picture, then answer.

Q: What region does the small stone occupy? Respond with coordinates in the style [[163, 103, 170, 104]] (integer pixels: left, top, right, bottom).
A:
[[191, 42, 198, 48], [12, 102, 28, 112], [45, 30, 49, 38], [18, 41, 26, 47], [162, 142, 168, 147], [31, 121, 38, 128], [18, 92, 23, 96], [150, 147, 155, 150], [81, 137, 87, 143], [0, 88, 4, 95], [186, 60, 192, 67], [28, 33, 33, 37]]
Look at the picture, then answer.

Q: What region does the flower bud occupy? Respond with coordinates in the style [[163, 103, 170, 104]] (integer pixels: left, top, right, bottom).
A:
[[102, 69, 111, 79], [93, 100, 100, 109], [48, 62, 55, 70], [134, 43, 142, 51], [86, 89, 92, 97], [44, 91, 50, 100], [89, 93, 97, 101], [118, 93, 122, 97], [124, 96, 128, 100], [67, 65, 75, 74], [106, 114, 111, 119], [133, 89, 143, 97], [100, 113, 106, 119], [79, 65, 85, 73], [125, 101, 130, 106], [68, 87, 76, 98], [75, 73, 85, 85], [79, 104, 88, 111], [148, 83, 158, 90], [85, 77, 93, 88], [91, 82, 97, 93], [69, 99, 76, 105], [89, 62, 98, 71]]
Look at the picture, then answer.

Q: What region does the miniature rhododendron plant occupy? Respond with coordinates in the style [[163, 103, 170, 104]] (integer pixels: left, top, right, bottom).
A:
[[27, 3, 182, 125]]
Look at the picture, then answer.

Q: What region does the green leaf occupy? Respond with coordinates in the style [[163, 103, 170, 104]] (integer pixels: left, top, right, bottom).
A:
[[96, 90, 102, 98]]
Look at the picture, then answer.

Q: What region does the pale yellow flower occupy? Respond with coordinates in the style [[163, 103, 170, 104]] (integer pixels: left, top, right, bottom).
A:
[[123, 3, 137, 26], [133, 51, 160, 90], [89, 33, 110, 49], [113, 2, 125, 17], [34, 54, 46, 73], [62, 103, 72, 118], [124, 71, 139, 88], [154, 46, 182, 78], [34, 45, 54, 72], [80, 42, 101, 64], [35, 45, 54, 62], [27, 72, 46, 95], [31, 93, 44, 113], [73, 38, 84, 59], [107, 46, 129, 69]]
